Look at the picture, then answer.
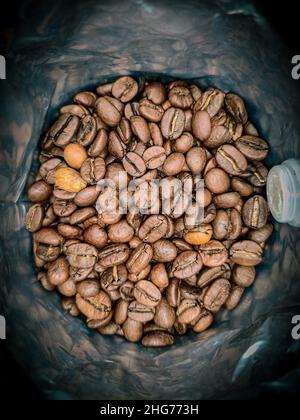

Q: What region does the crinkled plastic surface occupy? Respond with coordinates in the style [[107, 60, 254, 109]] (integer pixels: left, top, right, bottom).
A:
[[0, 0, 300, 400]]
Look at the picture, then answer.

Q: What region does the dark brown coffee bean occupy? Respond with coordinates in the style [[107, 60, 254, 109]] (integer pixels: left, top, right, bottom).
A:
[[126, 243, 153, 273], [69, 207, 96, 224], [246, 162, 268, 187], [232, 265, 256, 287], [143, 82, 167, 105], [152, 239, 177, 262], [203, 278, 231, 313], [76, 290, 111, 320], [248, 223, 273, 244], [230, 240, 263, 266], [143, 146, 166, 169], [225, 285, 244, 310], [235, 136, 268, 161], [192, 110, 211, 141], [161, 107, 185, 140], [142, 331, 174, 347], [130, 115, 150, 144], [193, 309, 214, 333], [88, 129, 108, 157], [123, 152, 146, 177], [242, 195, 269, 229], [28, 180, 52, 202], [150, 263, 169, 288], [95, 96, 123, 127], [205, 168, 230, 194], [108, 131, 126, 159], [198, 240, 228, 267], [169, 86, 193, 109], [139, 98, 164, 122], [98, 244, 130, 268], [197, 263, 231, 288], [49, 113, 80, 147], [176, 299, 201, 324], [52, 200, 76, 217], [128, 301, 155, 322], [174, 132, 194, 153], [138, 215, 168, 243], [216, 145, 248, 176], [171, 251, 203, 279], [80, 157, 106, 185], [47, 256, 69, 286], [162, 153, 185, 176], [25, 204, 44, 232], [225, 93, 248, 124], [123, 318, 143, 342], [112, 76, 138, 103], [194, 88, 225, 117], [134, 280, 161, 307], [114, 299, 129, 325]]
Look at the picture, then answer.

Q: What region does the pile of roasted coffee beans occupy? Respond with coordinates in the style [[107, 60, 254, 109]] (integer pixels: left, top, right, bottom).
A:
[[25, 76, 273, 347]]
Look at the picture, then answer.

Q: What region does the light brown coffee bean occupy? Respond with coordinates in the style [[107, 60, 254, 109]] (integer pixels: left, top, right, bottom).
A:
[[161, 107, 185, 140], [134, 280, 161, 307], [198, 240, 228, 267], [142, 331, 174, 347], [225, 286, 244, 310], [216, 144, 248, 176], [174, 132, 194, 153], [192, 110, 211, 140], [123, 318, 143, 342], [108, 220, 134, 243], [83, 224, 108, 248], [76, 290, 111, 320], [74, 186, 99, 207], [98, 244, 130, 268], [126, 243, 153, 273], [130, 115, 150, 143], [154, 298, 176, 329], [204, 168, 230, 194], [152, 239, 177, 262], [114, 299, 129, 325], [184, 224, 213, 245], [176, 299, 201, 324], [230, 240, 263, 266], [162, 153, 185, 176], [171, 251, 203, 279], [203, 278, 231, 313], [57, 278, 77, 297], [128, 301, 155, 322], [150, 263, 169, 288], [138, 215, 168, 243], [169, 86, 193, 109], [197, 263, 231, 288], [143, 146, 166, 169], [57, 224, 82, 238], [242, 195, 269, 229], [193, 309, 214, 333], [77, 279, 100, 297], [112, 76, 138, 103], [186, 147, 207, 175], [96, 96, 123, 127]]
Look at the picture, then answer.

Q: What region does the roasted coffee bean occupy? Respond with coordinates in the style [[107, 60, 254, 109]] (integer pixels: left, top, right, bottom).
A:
[[77, 279, 100, 297], [96, 82, 113, 96], [246, 162, 268, 187], [161, 107, 185, 140], [61, 297, 80, 317], [235, 136, 268, 161], [213, 209, 242, 240], [88, 312, 113, 329], [74, 186, 99, 207], [230, 240, 263, 266], [128, 301, 155, 322], [70, 207, 96, 225], [47, 256, 69, 286], [198, 240, 228, 267], [180, 282, 202, 301], [142, 331, 174, 347], [138, 98, 164, 122], [28, 180, 52, 202], [152, 239, 177, 262], [143, 146, 166, 169], [100, 265, 127, 292], [123, 152, 146, 177], [225, 285, 244, 310], [57, 278, 77, 297], [112, 76, 138, 103], [150, 263, 169, 288], [194, 88, 225, 117], [225, 93, 248, 124], [53, 200, 77, 217], [134, 280, 161, 307], [97, 244, 130, 268], [154, 298, 176, 329], [108, 131, 126, 158], [171, 251, 203, 279], [83, 224, 108, 248], [119, 281, 135, 301], [80, 157, 106, 184], [184, 224, 213, 245], [204, 168, 230, 194], [231, 177, 254, 197], [37, 271, 55, 291], [108, 220, 134, 243], [149, 122, 163, 146], [35, 243, 60, 262], [186, 147, 207, 175], [57, 223, 82, 238], [34, 228, 64, 246], [174, 132, 194, 153], [49, 113, 80, 147], [25, 204, 44, 232], [162, 153, 185, 176], [53, 188, 76, 201], [69, 266, 93, 282], [173, 239, 193, 251], [169, 86, 193, 109], [248, 223, 273, 244], [114, 299, 129, 325], [95, 96, 123, 127], [232, 265, 255, 287], [216, 144, 248, 176], [77, 115, 97, 146], [126, 243, 153, 274], [88, 129, 108, 157], [242, 195, 269, 229], [213, 192, 240, 209], [176, 299, 201, 324], [60, 104, 89, 118], [166, 278, 181, 307], [204, 125, 231, 148], [197, 263, 231, 288], [123, 318, 143, 342], [73, 91, 96, 108], [76, 290, 111, 320], [39, 158, 66, 184], [66, 242, 98, 269], [192, 110, 211, 141], [193, 309, 214, 333], [244, 121, 259, 136], [203, 278, 231, 312], [138, 215, 168, 243], [143, 82, 167, 105]]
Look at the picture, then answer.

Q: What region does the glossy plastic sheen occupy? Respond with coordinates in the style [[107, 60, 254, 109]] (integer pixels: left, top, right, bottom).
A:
[[0, 0, 300, 400]]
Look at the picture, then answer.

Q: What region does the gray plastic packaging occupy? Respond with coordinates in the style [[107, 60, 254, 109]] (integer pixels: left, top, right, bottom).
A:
[[0, 0, 300, 400]]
